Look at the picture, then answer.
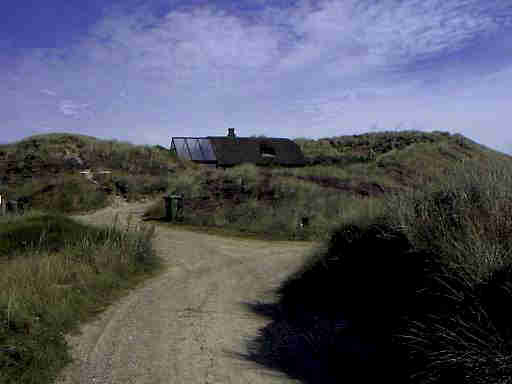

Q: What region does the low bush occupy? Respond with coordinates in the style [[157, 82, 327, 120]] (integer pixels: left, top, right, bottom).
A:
[[167, 169, 205, 198], [113, 174, 168, 200], [0, 212, 91, 257], [224, 163, 262, 191], [8, 175, 110, 214]]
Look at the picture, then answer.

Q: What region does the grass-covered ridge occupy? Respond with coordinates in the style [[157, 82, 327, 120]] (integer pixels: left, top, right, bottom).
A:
[[243, 156, 512, 383], [144, 130, 511, 241], [3, 130, 512, 383], [0, 211, 164, 384], [3, 130, 510, 240], [297, 130, 460, 158], [0, 133, 179, 213], [4, 131, 506, 232]]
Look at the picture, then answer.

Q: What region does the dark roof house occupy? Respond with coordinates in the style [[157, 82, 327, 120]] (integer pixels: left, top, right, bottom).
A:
[[170, 128, 306, 167]]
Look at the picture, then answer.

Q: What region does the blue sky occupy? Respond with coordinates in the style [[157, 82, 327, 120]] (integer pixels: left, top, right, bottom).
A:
[[2, 0, 512, 153]]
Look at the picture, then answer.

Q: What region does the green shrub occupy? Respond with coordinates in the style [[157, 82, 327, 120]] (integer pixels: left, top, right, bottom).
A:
[[113, 174, 168, 200], [0, 212, 90, 257], [167, 169, 205, 198], [224, 163, 262, 191], [385, 157, 512, 282], [7, 175, 109, 214]]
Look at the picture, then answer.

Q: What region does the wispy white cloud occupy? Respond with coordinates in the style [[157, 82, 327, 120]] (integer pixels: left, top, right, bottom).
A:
[[350, 0, 512, 64], [59, 100, 92, 118], [2, 0, 512, 153], [70, 0, 512, 90], [41, 89, 57, 96]]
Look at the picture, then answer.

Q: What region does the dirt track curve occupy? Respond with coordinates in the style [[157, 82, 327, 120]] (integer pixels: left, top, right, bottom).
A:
[[56, 199, 317, 384]]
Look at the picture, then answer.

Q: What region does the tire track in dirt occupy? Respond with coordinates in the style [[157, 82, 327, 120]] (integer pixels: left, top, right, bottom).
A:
[[55, 200, 317, 384]]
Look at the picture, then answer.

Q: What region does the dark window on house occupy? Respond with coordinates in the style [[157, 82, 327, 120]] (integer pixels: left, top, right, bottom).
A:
[[260, 142, 276, 158]]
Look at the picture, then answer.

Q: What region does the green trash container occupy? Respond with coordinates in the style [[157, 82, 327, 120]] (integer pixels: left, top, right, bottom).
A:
[[163, 194, 184, 221]]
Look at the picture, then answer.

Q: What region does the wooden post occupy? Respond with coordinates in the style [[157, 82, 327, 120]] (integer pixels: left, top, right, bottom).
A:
[[0, 194, 5, 216], [174, 194, 184, 222], [7, 200, 18, 215], [299, 217, 309, 229]]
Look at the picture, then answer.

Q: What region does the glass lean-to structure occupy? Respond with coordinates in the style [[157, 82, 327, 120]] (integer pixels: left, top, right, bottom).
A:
[[170, 138, 217, 163]]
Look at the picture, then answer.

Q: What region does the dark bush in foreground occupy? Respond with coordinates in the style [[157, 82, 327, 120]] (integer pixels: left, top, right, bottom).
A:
[[244, 158, 512, 384]]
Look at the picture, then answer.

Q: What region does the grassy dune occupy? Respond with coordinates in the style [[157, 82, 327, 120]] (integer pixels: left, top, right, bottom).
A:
[[0, 212, 164, 384], [244, 156, 512, 383], [0, 133, 178, 213], [3, 130, 512, 383], [3, 131, 506, 240], [144, 130, 509, 242]]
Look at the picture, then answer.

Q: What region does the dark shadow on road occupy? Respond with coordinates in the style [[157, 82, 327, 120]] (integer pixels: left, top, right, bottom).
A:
[[234, 300, 407, 384], [231, 222, 430, 383]]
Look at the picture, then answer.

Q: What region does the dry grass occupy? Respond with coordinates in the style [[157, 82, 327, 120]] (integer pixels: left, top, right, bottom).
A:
[[0, 212, 164, 384]]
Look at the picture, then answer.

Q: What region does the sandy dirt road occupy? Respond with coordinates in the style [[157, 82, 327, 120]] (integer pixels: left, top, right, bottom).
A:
[[56, 200, 317, 384]]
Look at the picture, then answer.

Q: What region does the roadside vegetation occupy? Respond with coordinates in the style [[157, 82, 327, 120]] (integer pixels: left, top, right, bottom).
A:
[[0, 211, 164, 384], [143, 163, 385, 240], [243, 156, 512, 383]]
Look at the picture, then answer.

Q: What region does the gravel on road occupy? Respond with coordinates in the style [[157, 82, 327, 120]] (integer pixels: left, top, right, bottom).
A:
[[55, 200, 317, 384]]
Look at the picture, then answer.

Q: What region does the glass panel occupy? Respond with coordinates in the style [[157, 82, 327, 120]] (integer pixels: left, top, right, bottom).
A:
[[171, 138, 216, 162], [173, 139, 191, 160], [199, 139, 216, 161], [188, 139, 204, 161]]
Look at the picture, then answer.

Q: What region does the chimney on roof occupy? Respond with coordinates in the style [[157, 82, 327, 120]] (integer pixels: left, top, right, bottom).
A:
[[227, 128, 236, 138]]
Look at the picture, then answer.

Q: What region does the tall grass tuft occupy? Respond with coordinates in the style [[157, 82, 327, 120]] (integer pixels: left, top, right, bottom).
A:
[[385, 157, 512, 282]]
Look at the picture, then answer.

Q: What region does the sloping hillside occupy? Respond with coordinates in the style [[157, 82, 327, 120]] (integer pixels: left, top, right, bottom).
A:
[[0, 133, 179, 212], [144, 130, 512, 240], [243, 138, 512, 384], [2, 130, 510, 236], [296, 130, 510, 188]]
